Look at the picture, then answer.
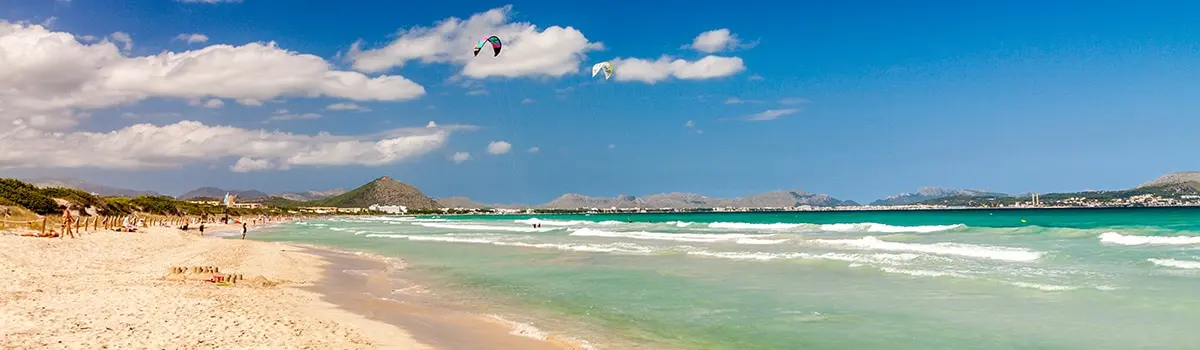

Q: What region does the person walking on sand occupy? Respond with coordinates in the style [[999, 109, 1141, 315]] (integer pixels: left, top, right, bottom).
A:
[[241, 222, 247, 240], [199, 223, 205, 236], [61, 205, 75, 239]]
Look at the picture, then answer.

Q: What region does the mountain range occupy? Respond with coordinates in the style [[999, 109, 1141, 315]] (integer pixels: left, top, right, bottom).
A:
[[25, 177, 162, 197], [869, 187, 1007, 206], [18, 171, 1200, 209], [178, 187, 271, 200]]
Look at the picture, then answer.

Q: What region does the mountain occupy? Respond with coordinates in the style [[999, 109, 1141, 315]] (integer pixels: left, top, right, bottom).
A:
[[178, 187, 269, 200], [1137, 172, 1200, 191], [434, 196, 530, 209], [277, 189, 348, 201], [541, 190, 857, 209], [25, 177, 161, 197], [316, 176, 440, 209], [871, 187, 1008, 206]]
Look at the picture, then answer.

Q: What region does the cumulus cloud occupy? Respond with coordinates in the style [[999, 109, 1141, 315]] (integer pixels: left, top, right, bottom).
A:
[[486, 141, 512, 155], [326, 102, 371, 112], [347, 5, 603, 79], [0, 120, 475, 171], [202, 98, 224, 108], [230, 157, 274, 172], [610, 56, 745, 84], [0, 21, 426, 130], [237, 98, 264, 106], [685, 28, 756, 53], [109, 31, 132, 52], [174, 33, 209, 44], [451, 152, 471, 163], [527, 146, 539, 153], [741, 109, 798, 121]]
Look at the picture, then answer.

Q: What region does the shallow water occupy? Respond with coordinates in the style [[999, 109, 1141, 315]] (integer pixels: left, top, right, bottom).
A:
[[250, 208, 1200, 349]]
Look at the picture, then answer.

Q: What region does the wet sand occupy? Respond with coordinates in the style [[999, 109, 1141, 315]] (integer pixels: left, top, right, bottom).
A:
[[308, 249, 588, 350]]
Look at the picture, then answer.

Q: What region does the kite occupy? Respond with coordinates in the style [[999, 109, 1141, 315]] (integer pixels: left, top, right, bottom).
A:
[[473, 35, 502, 57], [591, 61, 614, 80]]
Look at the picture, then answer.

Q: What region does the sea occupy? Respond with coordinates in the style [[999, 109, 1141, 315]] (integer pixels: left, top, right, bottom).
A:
[[247, 208, 1200, 349]]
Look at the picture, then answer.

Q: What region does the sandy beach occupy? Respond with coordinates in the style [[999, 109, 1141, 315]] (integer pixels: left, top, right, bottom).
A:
[[0, 223, 579, 349]]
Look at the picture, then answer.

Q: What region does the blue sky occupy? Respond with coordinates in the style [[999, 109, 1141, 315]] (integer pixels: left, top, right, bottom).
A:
[[2, 1, 1199, 203]]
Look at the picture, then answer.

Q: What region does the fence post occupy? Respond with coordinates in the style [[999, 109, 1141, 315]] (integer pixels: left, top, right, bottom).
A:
[[41, 217, 47, 237]]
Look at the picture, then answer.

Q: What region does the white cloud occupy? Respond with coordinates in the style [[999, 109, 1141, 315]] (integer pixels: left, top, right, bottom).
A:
[[686, 29, 756, 53], [610, 56, 745, 84], [202, 98, 224, 108], [521, 98, 534, 104], [265, 108, 320, 122], [607, 144, 616, 149], [451, 152, 471, 163], [174, 33, 209, 44], [684, 120, 695, 128], [527, 146, 539, 153], [230, 157, 274, 172], [742, 109, 798, 121], [109, 31, 132, 52], [466, 89, 489, 96], [0, 120, 475, 171], [426, 121, 438, 128], [0, 21, 426, 130], [237, 98, 263, 106], [486, 141, 512, 155], [779, 97, 810, 105], [347, 5, 603, 79], [326, 102, 371, 112]]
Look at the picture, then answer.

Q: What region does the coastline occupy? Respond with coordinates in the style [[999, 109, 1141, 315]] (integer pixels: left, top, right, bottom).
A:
[[0, 222, 581, 349]]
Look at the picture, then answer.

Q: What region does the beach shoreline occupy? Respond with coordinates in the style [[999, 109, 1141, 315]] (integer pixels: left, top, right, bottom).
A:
[[0, 222, 582, 349]]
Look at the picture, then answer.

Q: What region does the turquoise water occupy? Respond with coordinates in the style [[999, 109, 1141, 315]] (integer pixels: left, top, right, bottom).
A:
[[250, 208, 1200, 349]]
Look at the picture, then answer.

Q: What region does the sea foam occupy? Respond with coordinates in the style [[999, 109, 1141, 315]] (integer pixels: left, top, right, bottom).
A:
[[812, 236, 1041, 262]]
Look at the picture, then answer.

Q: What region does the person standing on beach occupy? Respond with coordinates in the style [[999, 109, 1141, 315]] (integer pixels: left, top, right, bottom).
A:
[[241, 222, 247, 240], [61, 205, 75, 239], [199, 223, 205, 236]]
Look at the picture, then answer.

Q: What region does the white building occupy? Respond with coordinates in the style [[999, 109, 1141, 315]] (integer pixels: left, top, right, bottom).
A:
[[369, 204, 407, 214]]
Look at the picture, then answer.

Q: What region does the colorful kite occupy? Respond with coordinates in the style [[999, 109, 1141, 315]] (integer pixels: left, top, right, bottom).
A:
[[473, 35, 502, 57]]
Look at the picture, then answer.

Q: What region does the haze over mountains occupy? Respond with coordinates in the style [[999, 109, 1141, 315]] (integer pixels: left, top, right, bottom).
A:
[[18, 171, 1200, 209], [869, 187, 1007, 206], [25, 177, 162, 198]]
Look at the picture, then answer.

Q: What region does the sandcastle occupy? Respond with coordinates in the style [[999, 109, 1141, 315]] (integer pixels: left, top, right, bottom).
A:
[[167, 265, 245, 284]]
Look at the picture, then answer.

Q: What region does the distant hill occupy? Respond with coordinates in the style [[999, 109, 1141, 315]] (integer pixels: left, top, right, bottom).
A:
[[433, 196, 530, 209], [316, 176, 439, 209], [277, 189, 348, 201], [1137, 172, 1200, 191], [871, 187, 1007, 206], [918, 172, 1200, 207], [178, 187, 269, 200], [540, 190, 857, 209], [25, 177, 161, 197]]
